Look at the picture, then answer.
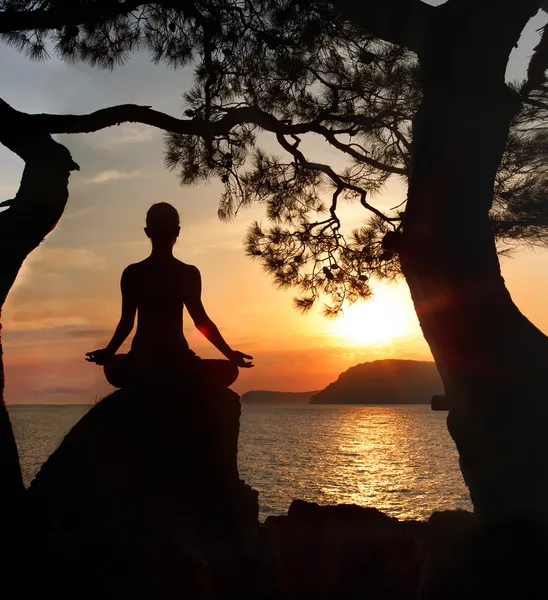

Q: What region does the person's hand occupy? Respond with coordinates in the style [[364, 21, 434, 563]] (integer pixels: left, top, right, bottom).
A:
[[227, 350, 254, 368], [85, 349, 113, 366]]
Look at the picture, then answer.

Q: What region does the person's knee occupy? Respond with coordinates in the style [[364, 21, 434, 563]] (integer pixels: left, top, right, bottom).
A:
[[104, 354, 130, 388], [228, 361, 238, 375], [224, 361, 239, 386]]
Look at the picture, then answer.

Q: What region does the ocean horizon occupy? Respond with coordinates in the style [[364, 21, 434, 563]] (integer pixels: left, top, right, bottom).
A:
[[10, 403, 471, 521]]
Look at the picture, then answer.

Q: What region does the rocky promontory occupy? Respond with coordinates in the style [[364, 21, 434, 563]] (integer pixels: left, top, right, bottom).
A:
[[311, 359, 442, 405], [21, 380, 259, 599]]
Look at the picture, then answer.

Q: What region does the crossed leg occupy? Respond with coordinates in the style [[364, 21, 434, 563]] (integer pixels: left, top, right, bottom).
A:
[[196, 359, 239, 388], [104, 354, 239, 389]]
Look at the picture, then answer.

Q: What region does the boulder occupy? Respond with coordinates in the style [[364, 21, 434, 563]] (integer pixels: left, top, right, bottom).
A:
[[431, 394, 449, 411], [23, 380, 259, 599], [264, 500, 428, 599], [419, 511, 548, 600]]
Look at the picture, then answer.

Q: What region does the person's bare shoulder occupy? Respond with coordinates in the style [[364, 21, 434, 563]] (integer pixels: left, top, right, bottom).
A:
[[122, 261, 145, 279], [122, 263, 137, 277], [120, 263, 143, 296], [176, 261, 201, 292], [175, 259, 200, 276]]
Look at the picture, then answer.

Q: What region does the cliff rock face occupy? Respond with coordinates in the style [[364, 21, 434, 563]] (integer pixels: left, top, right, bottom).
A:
[[23, 381, 259, 599], [311, 360, 443, 405]]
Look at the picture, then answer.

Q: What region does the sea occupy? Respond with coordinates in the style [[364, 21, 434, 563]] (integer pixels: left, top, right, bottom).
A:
[[9, 403, 472, 522]]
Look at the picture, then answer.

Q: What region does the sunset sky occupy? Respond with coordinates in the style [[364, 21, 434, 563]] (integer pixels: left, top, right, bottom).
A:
[[1, 6, 548, 404]]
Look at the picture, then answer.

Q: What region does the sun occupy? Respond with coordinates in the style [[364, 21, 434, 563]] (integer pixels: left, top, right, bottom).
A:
[[330, 286, 415, 347]]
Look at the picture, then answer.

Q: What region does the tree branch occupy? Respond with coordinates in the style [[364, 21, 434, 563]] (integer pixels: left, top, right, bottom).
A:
[[20, 102, 317, 138], [0, 0, 435, 56], [330, 0, 435, 54], [8, 101, 405, 175], [275, 132, 396, 225], [312, 124, 407, 176], [0, 99, 79, 307], [0, 0, 144, 34]]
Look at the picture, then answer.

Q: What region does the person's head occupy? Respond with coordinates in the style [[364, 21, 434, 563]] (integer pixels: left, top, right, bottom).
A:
[[145, 202, 180, 246]]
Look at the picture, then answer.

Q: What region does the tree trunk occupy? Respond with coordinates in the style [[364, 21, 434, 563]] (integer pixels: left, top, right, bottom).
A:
[[0, 99, 79, 517], [401, 0, 548, 524], [0, 315, 24, 510]]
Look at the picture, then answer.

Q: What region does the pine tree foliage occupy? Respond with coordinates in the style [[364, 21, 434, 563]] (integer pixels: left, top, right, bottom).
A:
[[491, 84, 548, 244], [2, 1, 547, 313]]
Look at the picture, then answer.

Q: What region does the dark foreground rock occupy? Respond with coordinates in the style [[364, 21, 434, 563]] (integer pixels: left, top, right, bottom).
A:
[[21, 381, 259, 599], [262, 502, 548, 600], [418, 511, 548, 600], [264, 500, 429, 599], [9, 384, 548, 600]]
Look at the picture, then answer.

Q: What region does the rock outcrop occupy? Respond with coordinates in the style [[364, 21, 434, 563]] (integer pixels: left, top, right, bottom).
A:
[[311, 360, 443, 405], [431, 394, 449, 411], [21, 380, 259, 599], [261, 501, 548, 600], [9, 376, 541, 600], [264, 500, 428, 599]]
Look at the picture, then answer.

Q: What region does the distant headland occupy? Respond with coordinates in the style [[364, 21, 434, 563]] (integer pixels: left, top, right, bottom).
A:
[[242, 359, 442, 405], [240, 390, 319, 404]]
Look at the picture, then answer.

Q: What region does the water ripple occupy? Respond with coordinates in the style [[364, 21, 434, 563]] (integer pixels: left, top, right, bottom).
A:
[[239, 404, 471, 521], [11, 403, 472, 522]]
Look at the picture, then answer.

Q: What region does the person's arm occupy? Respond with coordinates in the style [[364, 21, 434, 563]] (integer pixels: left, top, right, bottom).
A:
[[86, 268, 137, 365], [185, 266, 253, 368]]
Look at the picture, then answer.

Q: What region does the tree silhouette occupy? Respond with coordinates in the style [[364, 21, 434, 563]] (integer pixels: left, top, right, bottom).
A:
[[1, 0, 548, 528], [2, 1, 547, 315]]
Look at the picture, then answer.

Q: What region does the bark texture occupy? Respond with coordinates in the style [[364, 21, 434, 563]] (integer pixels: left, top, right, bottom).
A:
[[0, 314, 24, 508], [0, 98, 79, 513], [401, 0, 548, 523]]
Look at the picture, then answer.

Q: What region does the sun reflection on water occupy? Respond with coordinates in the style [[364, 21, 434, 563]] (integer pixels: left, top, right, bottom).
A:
[[239, 404, 471, 521], [11, 404, 471, 523]]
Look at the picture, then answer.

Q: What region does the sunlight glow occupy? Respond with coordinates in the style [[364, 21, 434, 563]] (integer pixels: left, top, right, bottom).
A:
[[330, 286, 415, 347]]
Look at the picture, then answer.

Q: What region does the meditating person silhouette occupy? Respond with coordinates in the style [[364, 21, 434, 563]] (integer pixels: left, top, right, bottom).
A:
[[85, 202, 253, 388]]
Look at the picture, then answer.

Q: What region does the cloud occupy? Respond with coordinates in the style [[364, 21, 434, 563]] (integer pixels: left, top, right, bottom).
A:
[[32, 386, 88, 397], [26, 247, 106, 271], [173, 218, 248, 258], [65, 327, 112, 339], [63, 206, 97, 222], [85, 169, 142, 185], [3, 325, 111, 345], [8, 246, 106, 293], [97, 125, 155, 148]]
